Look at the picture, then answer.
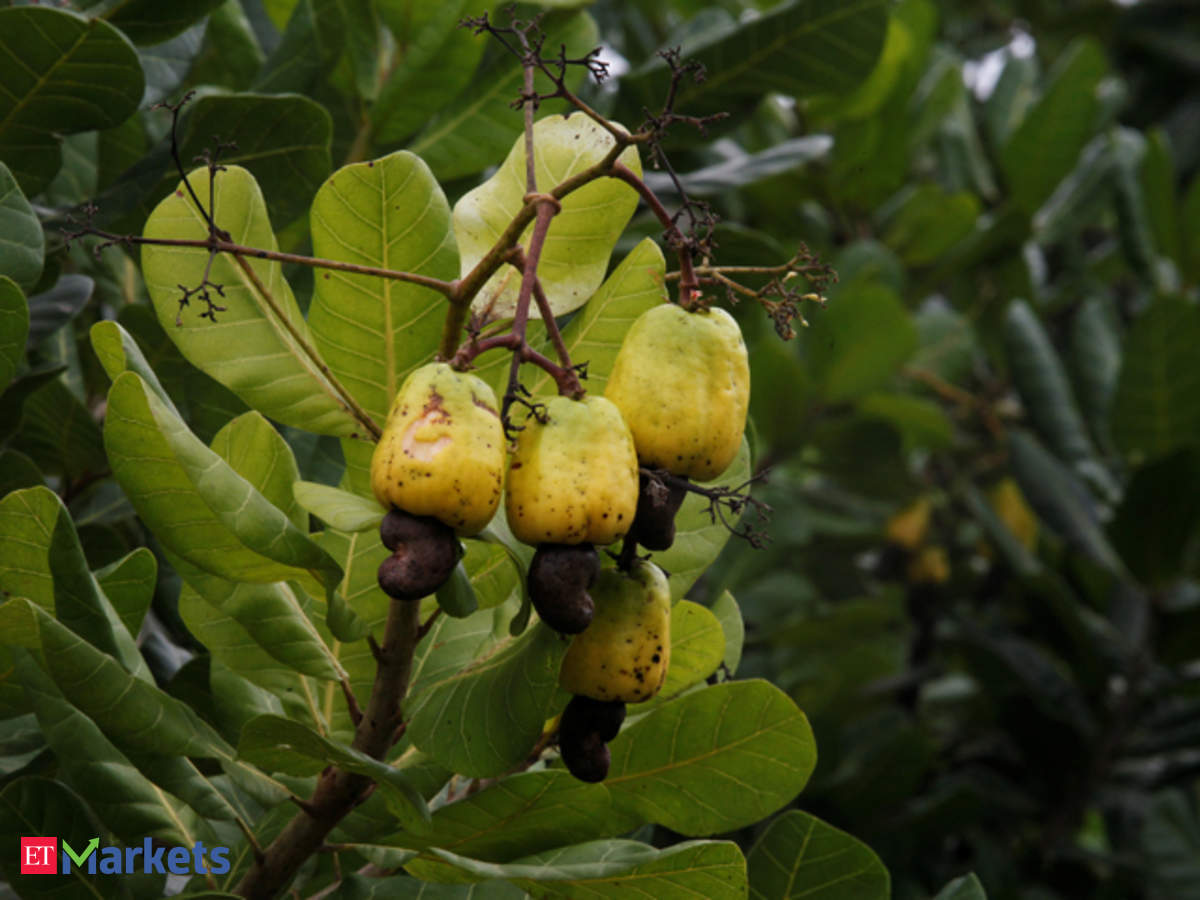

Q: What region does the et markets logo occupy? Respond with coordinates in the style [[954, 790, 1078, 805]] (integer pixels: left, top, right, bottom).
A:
[[20, 836, 231, 876]]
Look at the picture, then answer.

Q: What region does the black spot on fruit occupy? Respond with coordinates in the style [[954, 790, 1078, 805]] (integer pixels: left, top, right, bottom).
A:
[[560, 694, 626, 744], [559, 730, 611, 783], [376, 511, 459, 601], [528, 543, 599, 634], [631, 473, 688, 551]]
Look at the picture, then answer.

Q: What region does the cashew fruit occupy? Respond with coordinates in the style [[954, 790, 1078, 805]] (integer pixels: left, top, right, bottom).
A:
[[558, 730, 610, 783], [631, 471, 688, 551], [559, 560, 670, 704], [605, 303, 749, 481], [370, 362, 504, 536], [505, 395, 638, 546], [885, 497, 932, 552], [989, 478, 1038, 552], [376, 509, 459, 601], [528, 543, 599, 634]]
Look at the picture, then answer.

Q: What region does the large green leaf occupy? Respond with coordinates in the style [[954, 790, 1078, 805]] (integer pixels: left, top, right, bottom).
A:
[[94, 547, 158, 639], [406, 620, 568, 778], [396, 770, 629, 874], [622, 0, 889, 121], [238, 714, 431, 830], [1069, 297, 1121, 455], [178, 94, 334, 228], [427, 839, 747, 898], [407, 11, 598, 180], [529, 239, 667, 397], [1111, 296, 1200, 463], [141, 165, 363, 437], [308, 151, 458, 426], [805, 282, 918, 403], [0, 276, 28, 393], [0, 164, 42, 292], [11, 377, 107, 483], [0, 776, 163, 900], [174, 555, 345, 683], [372, 0, 488, 145], [604, 679, 816, 835], [255, 0, 346, 94], [1000, 38, 1107, 215], [0, 6, 144, 194], [933, 873, 988, 900], [1004, 300, 1099, 469], [654, 438, 752, 600], [177, 584, 327, 732], [1109, 448, 1200, 586], [881, 186, 980, 266], [0, 487, 149, 682], [103, 370, 366, 639], [14, 653, 216, 847], [98, 0, 226, 45], [710, 590, 744, 676], [454, 113, 642, 321], [1008, 431, 1126, 576], [747, 809, 890, 899]]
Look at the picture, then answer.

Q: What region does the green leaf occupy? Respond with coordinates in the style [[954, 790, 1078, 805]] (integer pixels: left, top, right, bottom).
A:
[[654, 437, 751, 600], [137, 23, 206, 107], [426, 839, 747, 899], [372, 0, 488, 145], [173, 555, 345, 682], [114, 304, 250, 444], [26, 274, 93, 347], [0, 7, 144, 194], [0, 487, 150, 681], [646, 137, 832, 197], [406, 621, 568, 778], [1143, 790, 1200, 900], [103, 370, 365, 639], [0, 776, 163, 900], [642, 601, 726, 709], [94, 547, 157, 638], [1068, 297, 1121, 455], [857, 392, 953, 451], [97, 0, 226, 44], [531, 239, 667, 398], [142, 165, 362, 436], [710, 590, 744, 676], [91, 317, 184, 417], [255, 0, 346, 94], [1184, 170, 1200, 285], [1109, 448, 1200, 585], [295, 480, 384, 532], [307, 151, 458, 426], [12, 377, 108, 483], [1009, 430, 1126, 576], [747, 809, 890, 899], [605, 679, 817, 835], [881, 186, 980, 266], [177, 587, 326, 733], [933, 873, 988, 900], [191, 0, 265, 91], [806, 282, 918, 404], [12, 653, 215, 846], [1004, 300, 1099, 469], [0, 164, 42, 292], [407, 11, 599, 181], [395, 770, 630, 875], [238, 714, 431, 831], [178, 93, 334, 228], [0, 276, 28, 392], [0, 449, 42, 498], [1111, 296, 1200, 464], [1140, 129, 1181, 273], [1000, 38, 1107, 215], [454, 113, 642, 320], [623, 0, 889, 121]]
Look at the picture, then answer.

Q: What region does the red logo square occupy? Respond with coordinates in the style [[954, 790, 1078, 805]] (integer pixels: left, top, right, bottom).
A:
[[20, 837, 57, 875]]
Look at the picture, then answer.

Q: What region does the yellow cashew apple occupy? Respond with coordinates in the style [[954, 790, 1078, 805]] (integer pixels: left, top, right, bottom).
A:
[[506, 395, 638, 546], [559, 560, 671, 704], [604, 303, 749, 481], [370, 362, 504, 536]]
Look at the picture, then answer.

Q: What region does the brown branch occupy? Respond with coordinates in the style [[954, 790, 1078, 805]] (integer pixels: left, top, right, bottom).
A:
[[232, 598, 422, 899], [609, 161, 699, 307]]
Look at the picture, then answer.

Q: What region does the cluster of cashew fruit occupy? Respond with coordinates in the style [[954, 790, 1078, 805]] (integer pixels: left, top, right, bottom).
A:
[[368, 302, 749, 782]]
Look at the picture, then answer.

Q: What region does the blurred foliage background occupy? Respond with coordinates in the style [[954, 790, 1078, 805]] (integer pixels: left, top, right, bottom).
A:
[[2, 0, 1200, 898]]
